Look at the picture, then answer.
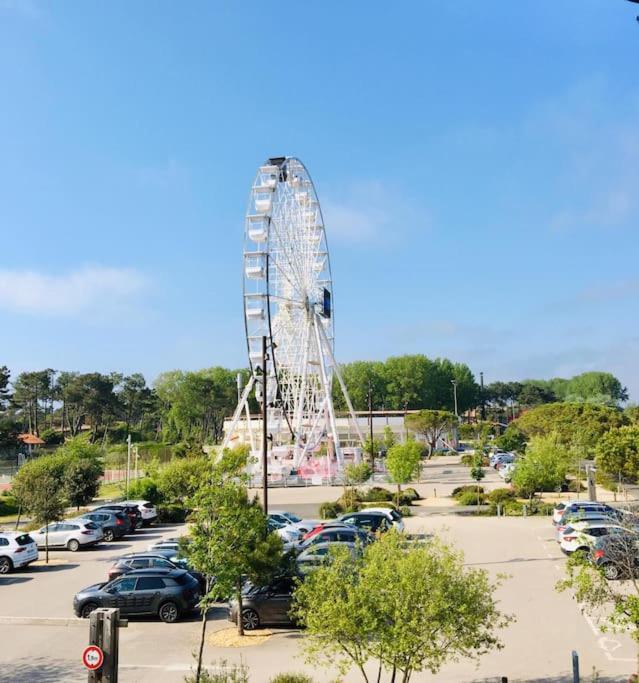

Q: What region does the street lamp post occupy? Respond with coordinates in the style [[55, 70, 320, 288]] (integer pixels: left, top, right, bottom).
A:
[[480, 372, 486, 421], [261, 336, 268, 514], [368, 380, 374, 470], [451, 380, 459, 418]]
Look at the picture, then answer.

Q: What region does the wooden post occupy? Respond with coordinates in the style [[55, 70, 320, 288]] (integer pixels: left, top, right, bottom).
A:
[[88, 608, 127, 682]]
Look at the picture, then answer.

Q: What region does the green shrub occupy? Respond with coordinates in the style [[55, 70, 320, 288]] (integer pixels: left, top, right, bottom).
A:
[[360, 486, 393, 502], [40, 428, 64, 446], [269, 674, 314, 683], [360, 501, 396, 510], [399, 505, 412, 517], [0, 494, 19, 516], [452, 485, 484, 499], [402, 487, 422, 501], [456, 490, 487, 506], [487, 488, 516, 504], [157, 504, 188, 523], [319, 501, 344, 519], [127, 477, 161, 504], [185, 660, 249, 683]]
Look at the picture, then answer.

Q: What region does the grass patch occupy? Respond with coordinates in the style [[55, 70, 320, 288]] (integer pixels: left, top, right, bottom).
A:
[[98, 480, 124, 500]]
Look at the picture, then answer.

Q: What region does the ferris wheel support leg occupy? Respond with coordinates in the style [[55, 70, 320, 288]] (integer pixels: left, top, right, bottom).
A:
[[244, 401, 256, 452], [295, 395, 328, 467], [313, 314, 343, 469], [222, 374, 256, 449], [316, 319, 366, 447], [293, 322, 312, 437]]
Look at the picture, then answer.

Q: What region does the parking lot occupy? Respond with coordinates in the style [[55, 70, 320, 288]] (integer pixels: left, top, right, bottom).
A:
[[1, 468, 638, 682]]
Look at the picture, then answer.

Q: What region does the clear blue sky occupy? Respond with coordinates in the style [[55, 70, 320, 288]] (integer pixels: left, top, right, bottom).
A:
[[1, 1, 638, 398]]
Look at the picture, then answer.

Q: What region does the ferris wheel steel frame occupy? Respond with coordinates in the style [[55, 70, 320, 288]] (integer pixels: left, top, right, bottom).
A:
[[223, 156, 363, 468]]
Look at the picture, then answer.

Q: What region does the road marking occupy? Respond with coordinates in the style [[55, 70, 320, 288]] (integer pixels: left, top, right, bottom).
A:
[[0, 616, 85, 627]]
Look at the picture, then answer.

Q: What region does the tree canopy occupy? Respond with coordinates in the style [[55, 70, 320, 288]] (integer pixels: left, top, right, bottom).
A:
[[595, 426, 639, 481], [404, 410, 457, 456]]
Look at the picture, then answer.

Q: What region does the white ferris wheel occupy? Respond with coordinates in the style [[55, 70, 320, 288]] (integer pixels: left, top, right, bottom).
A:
[[223, 156, 363, 469]]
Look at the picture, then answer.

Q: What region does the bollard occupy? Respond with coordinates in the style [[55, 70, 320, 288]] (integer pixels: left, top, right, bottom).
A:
[[572, 650, 579, 683], [497, 504, 501, 518], [501, 678, 508, 683], [434, 488, 437, 498], [523, 505, 527, 518]]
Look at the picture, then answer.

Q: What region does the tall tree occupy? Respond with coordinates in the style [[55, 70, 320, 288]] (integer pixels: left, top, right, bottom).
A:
[[386, 440, 422, 505], [405, 410, 457, 456]]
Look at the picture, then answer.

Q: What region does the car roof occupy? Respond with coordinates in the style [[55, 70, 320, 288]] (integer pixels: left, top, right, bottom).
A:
[[124, 567, 186, 577], [340, 510, 389, 518], [117, 553, 176, 561]]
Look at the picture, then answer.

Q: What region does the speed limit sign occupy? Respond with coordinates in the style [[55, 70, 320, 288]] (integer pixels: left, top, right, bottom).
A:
[[82, 645, 104, 671]]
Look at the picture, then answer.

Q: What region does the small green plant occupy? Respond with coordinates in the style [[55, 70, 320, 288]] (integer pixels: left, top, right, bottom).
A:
[[127, 477, 161, 504], [269, 674, 314, 683], [487, 488, 516, 504], [157, 504, 189, 523], [456, 490, 487, 506], [184, 659, 249, 683], [319, 501, 344, 519], [452, 485, 484, 499], [360, 486, 393, 502]]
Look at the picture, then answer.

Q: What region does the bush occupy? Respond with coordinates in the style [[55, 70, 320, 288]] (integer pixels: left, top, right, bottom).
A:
[[487, 488, 516, 504], [360, 501, 396, 510], [40, 428, 63, 446], [185, 660, 249, 683], [399, 505, 412, 517], [127, 477, 161, 504], [319, 501, 344, 519], [0, 494, 19, 516], [360, 486, 393, 502], [157, 504, 189, 523], [269, 674, 314, 683], [456, 490, 487, 506], [402, 487, 422, 501], [452, 485, 484, 499]]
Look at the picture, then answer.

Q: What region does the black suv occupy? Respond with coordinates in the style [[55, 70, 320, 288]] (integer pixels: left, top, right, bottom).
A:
[[228, 576, 296, 630], [80, 511, 131, 542], [94, 504, 142, 531], [591, 532, 639, 580], [108, 553, 206, 592], [338, 511, 392, 534], [73, 568, 200, 623]]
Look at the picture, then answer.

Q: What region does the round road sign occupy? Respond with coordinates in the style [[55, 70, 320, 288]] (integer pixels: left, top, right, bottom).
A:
[[82, 645, 104, 671]]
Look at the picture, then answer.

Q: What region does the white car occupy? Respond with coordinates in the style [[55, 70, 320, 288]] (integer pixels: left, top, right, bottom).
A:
[[120, 500, 158, 526], [559, 521, 629, 555], [498, 463, 515, 481], [359, 507, 405, 532], [267, 517, 302, 543], [268, 511, 322, 535], [31, 520, 103, 551], [0, 532, 39, 573]]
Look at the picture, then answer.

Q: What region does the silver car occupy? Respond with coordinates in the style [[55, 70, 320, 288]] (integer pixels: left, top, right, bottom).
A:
[[31, 520, 103, 551]]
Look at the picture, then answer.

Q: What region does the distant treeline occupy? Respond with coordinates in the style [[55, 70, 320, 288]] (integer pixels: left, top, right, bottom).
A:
[[0, 359, 628, 448]]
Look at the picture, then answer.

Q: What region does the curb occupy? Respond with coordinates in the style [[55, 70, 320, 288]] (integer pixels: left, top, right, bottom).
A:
[[0, 616, 85, 626]]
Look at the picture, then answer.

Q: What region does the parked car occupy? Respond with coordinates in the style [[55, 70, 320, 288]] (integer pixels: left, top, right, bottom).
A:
[[94, 504, 142, 531], [73, 568, 200, 622], [268, 511, 321, 535], [559, 521, 629, 555], [107, 552, 206, 592], [590, 533, 639, 580], [296, 541, 359, 573], [298, 524, 371, 550], [74, 511, 131, 542], [498, 463, 515, 482], [31, 520, 103, 551], [553, 501, 617, 527], [0, 532, 38, 573], [120, 499, 158, 527], [491, 453, 515, 468], [338, 510, 394, 534], [148, 538, 183, 553], [267, 517, 302, 544], [555, 511, 623, 539], [354, 507, 405, 532], [228, 576, 296, 630]]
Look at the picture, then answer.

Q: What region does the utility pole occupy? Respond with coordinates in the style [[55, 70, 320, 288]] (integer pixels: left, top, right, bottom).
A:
[[261, 336, 268, 514], [451, 380, 459, 418], [368, 379, 374, 470], [480, 372, 486, 421], [125, 434, 131, 498]]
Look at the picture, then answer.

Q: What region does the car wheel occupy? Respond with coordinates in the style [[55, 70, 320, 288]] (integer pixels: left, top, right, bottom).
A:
[[103, 529, 115, 542], [603, 563, 620, 580], [241, 608, 260, 631], [159, 601, 179, 623], [81, 602, 98, 619], [0, 557, 13, 574], [67, 539, 80, 552]]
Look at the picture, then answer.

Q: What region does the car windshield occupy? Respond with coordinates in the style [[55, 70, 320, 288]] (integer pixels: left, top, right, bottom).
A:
[[286, 513, 301, 523]]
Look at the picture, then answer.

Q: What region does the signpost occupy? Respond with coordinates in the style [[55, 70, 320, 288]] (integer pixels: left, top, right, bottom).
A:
[[82, 645, 104, 671]]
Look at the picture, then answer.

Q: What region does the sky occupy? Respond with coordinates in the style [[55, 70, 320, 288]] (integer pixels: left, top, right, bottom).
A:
[[0, 1, 638, 399]]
